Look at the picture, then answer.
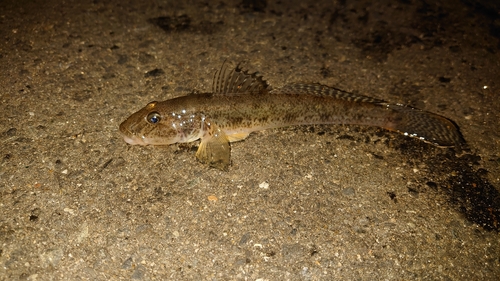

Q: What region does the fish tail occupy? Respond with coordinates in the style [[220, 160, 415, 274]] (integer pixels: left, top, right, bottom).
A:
[[275, 83, 465, 147], [385, 104, 465, 147]]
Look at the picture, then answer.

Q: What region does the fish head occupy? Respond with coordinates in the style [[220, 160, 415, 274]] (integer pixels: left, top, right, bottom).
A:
[[119, 100, 203, 146]]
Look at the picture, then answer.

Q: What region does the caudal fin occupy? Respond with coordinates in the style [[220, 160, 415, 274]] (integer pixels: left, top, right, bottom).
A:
[[387, 104, 465, 147]]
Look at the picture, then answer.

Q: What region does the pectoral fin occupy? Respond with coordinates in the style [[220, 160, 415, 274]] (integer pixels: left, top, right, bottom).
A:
[[195, 121, 231, 170]]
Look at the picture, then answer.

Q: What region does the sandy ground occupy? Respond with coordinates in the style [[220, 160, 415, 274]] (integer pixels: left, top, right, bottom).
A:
[[1, 0, 499, 280]]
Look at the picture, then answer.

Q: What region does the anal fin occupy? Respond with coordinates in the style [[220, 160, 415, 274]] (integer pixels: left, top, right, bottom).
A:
[[227, 132, 250, 142], [195, 121, 231, 170]]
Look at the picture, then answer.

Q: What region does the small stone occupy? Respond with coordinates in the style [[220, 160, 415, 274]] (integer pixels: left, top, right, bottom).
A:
[[342, 187, 355, 196], [122, 257, 133, 269], [259, 181, 269, 189], [131, 265, 145, 279]]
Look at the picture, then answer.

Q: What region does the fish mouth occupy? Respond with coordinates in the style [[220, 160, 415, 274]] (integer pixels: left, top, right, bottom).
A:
[[120, 130, 173, 146], [122, 134, 147, 146], [119, 120, 181, 146], [119, 124, 148, 146]]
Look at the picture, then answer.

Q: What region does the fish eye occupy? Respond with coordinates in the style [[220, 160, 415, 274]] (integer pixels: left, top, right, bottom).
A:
[[146, 112, 161, 124]]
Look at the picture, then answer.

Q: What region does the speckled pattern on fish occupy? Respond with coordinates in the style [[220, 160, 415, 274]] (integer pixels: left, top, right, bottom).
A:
[[120, 64, 464, 169]]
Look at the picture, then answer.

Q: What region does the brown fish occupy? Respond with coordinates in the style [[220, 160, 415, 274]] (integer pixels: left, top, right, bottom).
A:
[[119, 63, 464, 169]]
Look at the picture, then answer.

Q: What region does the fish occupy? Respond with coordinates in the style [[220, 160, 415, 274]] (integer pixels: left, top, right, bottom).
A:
[[119, 63, 464, 170]]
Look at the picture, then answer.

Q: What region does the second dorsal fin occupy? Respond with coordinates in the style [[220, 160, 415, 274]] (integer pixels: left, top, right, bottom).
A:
[[212, 62, 269, 95], [278, 83, 386, 104]]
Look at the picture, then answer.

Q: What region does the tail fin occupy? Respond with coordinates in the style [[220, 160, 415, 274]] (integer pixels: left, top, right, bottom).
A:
[[386, 104, 465, 147]]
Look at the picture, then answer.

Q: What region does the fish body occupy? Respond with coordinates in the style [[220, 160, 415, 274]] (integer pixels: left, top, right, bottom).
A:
[[119, 64, 464, 169]]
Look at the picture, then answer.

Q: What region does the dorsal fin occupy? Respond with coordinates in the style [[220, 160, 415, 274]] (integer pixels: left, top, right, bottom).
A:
[[212, 62, 269, 95], [278, 83, 386, 104]]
